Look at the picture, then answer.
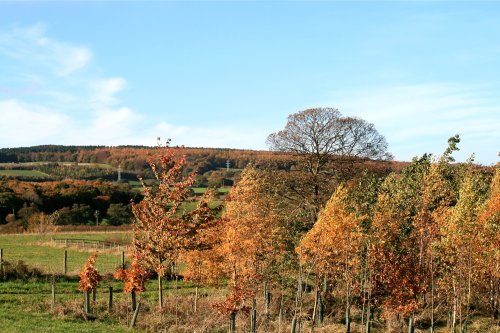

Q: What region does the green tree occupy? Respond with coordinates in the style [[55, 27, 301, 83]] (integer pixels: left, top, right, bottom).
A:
[[106, 203, 132, 225]]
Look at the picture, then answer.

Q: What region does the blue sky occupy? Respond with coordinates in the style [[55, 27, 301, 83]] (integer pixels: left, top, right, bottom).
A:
[[0, 1, 498, 165]]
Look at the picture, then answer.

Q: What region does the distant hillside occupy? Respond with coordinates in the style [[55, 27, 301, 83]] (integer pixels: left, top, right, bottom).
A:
[[0, 145, 407, 185]]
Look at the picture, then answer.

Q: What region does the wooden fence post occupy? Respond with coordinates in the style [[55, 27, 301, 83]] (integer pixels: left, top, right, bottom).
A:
[[121, 251, 125, 270], [108, 286, 113, 311], [51, 279, 56, 310], [63, 250, 67, 275], [131, 290, 137, 311], [0, 248, 3, 278]]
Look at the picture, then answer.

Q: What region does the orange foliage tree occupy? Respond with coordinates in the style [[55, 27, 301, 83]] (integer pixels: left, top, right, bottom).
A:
[[437, 160, 490, 331], [79, 253, 102, 314], [114, 258, 150, 310], [298, 185, 363, 332], [131, 141, 221, 308], [477, 164, 499, 319], [370, 156, 430, 329], [204, 166, 284, 328]]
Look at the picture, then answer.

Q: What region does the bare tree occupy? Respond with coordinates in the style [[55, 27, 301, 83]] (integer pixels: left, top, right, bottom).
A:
[[266, 107, 392, 221]]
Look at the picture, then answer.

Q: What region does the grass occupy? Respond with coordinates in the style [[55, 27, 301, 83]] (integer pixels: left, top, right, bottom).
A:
[[0, 169, 50, 178], [0, 280, 142, 333], [0, 232, 132, 275], [0, 162, 112, 168], [191, 187, 230, 195], [1, 278, 497, 333]]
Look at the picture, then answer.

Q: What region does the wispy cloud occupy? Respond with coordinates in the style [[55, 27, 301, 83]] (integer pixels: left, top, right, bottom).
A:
[[328, 83, 500, 164], [0, 24, 92, 76], [0, 24, 265, 151]]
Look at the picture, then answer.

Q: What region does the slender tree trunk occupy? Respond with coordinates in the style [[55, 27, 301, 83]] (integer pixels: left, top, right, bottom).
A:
[[345, 236, 351, 333], [408, 315, 414, 333], [84, 290, 91, 314], [290, 317, 297, 333], [264, 280, 271, 317], [130, 302, 141, 328], [430, 252, 435, 333], [366, 306, 372, 333], [279, 262, 285, 333], [318, 292, 324, 325], [158, 274, 163, 308], [251, 298, 257, 333], [229, 311, 236, 333], [365, 272, 372, 333], [194, 285, 199, 313], [310, 286, 319, 333], [465, 242, 472, 330]]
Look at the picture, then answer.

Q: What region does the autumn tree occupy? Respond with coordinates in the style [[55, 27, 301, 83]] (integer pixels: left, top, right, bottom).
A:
[[371, 155, 431, 330], [131, 141, 221, 308], [79, 253, 102, 314], [267, 107, 392, 222], [114, 258, 150, 310], [476, 163, 499, 319], [298, 185, 363, 332], [437, 160, 490, 331], [208, 166, 285, 330]]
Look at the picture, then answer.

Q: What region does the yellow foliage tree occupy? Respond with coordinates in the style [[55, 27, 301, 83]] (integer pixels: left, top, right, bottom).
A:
[[298, 185, 363, 332]]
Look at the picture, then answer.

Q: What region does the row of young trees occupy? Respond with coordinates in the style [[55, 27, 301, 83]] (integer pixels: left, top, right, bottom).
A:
[[115, 133, 497, 332], [76, 108, 494, 331]]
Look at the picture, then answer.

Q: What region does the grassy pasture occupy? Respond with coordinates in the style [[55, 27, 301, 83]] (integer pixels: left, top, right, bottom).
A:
[[0, 169, 50, 178], [191, 187, 230, 195], [0, 232, 132, 275], [0, 232, 498, 332], [0, 162, 112, 168]]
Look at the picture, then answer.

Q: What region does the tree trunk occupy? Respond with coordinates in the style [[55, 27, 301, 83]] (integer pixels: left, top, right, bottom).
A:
[[407, 315, 414, 333], [251, 298, 257, 333], [345, 301, 351, 333], [318, 292, 324, 325], [84, 290, 91, 314], [130, 302, 141, 328], [194, 285, 198, 313], [290, 317, 297, 333], [229, 311, 236, 333], [158, 274, 163, 308], [365, 306, 372, 333], [430, 253, 435, 333], [310, 288, 319, 332]]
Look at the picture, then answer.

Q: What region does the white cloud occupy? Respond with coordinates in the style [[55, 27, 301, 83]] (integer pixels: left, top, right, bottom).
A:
[[90, 78, 127, 108], [328, 83, 500, 164], [0, 24, 267, 151], [0, 99, 70, 146], [0, 24, 92, 76]]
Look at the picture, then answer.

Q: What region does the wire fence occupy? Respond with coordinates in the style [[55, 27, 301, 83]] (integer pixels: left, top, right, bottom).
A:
[[0, 245, 128, 275]]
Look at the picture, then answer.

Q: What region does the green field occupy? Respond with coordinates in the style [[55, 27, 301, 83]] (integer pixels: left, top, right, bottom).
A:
[[191, 187, 230, 195], [0, 169, 50, 178], [0, 162, 112, 168], [0, 233, 132, 275]]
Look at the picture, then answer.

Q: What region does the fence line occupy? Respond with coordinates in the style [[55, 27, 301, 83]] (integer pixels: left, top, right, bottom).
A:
[[51, 237, 128, 251]]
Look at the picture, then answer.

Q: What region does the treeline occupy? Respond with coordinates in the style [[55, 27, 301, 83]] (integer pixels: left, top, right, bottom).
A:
[[0, 179, 141, 231], [0, 145, 405, 177]]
